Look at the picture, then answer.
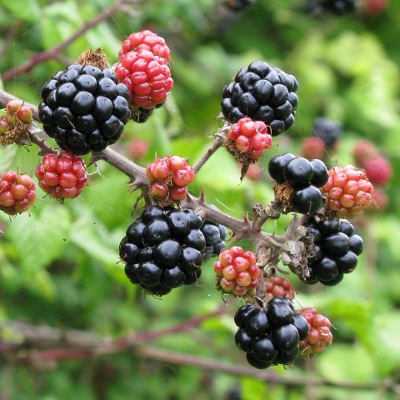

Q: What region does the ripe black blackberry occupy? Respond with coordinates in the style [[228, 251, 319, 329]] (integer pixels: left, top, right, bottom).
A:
[[312, 117, 342, 149], [201, 220, 228, 260], [268, 154, 328, 215], [38, 60, 131, 155], [119, 205, 206, 296], [234, 298, 308, 369], [131, 106, 154, 123], [302, 217, 363, 286], [221, 61, 298, 136]]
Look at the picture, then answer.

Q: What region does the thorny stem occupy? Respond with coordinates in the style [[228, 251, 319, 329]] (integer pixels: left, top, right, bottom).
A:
[[1, 0, 141, 83], [192, 121, 230, 173], [0, 89, 305, 272]]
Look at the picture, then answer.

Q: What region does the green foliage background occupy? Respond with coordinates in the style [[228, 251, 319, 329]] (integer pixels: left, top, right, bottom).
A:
[[0, 0, 400, 399]]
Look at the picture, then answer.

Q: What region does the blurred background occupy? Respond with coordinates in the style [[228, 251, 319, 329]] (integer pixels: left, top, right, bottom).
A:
[[0, 0, 399, 399]]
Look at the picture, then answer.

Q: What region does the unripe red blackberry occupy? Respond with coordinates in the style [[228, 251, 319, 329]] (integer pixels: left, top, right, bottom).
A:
[[214, 246, 260, 297], [115, 50, 174, 110], [0, 171, 36, 215], [363, 156, 392, 186], [146, 155, 195, 206], [352, 140, 379, 166], [299, 307, 333, 356], [38, 55, 131, 155], [0, 100, 33, 144], [126, 138, 150, 160], [35, 152, 88, 199], [225, 117, 273, 162], [221, 61, 298, 136], [264, 275, 295, 302], [119, 205, 206, 296], [301, 137, 325, 160], [119, 30, 171, 64], [322, 165, 373, 218]]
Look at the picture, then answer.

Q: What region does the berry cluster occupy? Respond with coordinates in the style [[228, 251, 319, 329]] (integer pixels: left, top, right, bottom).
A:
[[38, 63, 131, 155], [322, 165, 373, 218], [303, 217, 363, 286], [234, 298, 309, 369], [221, 61, 298, 136], [225, 117, 273, 161], [201, 219, 228, 260], [299, 307, 333, 356], [146, 155, 195, 206], [118, 30, 171, 64], [214, 246, 261, 297], [0, 171, 36, 215], [0, 100, 33, 145], [115, 50, 173, 110], [268, 154, 329, 214], [35, 152, 88, 200], [264, 275, 295, 302], [119, 205, 206, 296]]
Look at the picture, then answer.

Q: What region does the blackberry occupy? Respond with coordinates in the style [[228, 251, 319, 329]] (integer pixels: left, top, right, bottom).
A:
[[269, 155, 328, 215], [322, 165, 373, 218], [119, 205, 206, 296], [299, 307, 333, 355], [214, 246, 260, 297], [302, 217, 363, 285], [221, 61, 298, 136], [312, 117, 342, 149], [0, 171, 36, 215], [201, 220, 228, 259], [233, 298, 309, 369], [291, 185, 323, 214], [118, 30, 171, 64], [268, 153, 296, 183], [38, 63, 131, 155], [131, 106, 154, 123], [283, 157, 328, 189], [283, 157, 314, 188]]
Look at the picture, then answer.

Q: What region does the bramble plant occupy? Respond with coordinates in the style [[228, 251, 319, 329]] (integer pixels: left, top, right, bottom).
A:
[[1, 0, 399, 398], [0, 24, 374, 371]]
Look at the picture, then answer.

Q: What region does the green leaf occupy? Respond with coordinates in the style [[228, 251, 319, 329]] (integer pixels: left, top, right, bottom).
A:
[[317, 343, 377, 383], [8, 206, 71, 272], [69, 213, 125, 283], [369, 312, 400, 375], [241, 376, 268, 400], [2, 0, 40, 22]]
